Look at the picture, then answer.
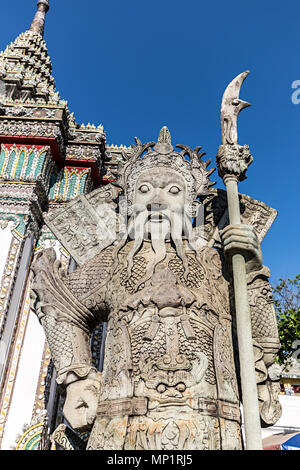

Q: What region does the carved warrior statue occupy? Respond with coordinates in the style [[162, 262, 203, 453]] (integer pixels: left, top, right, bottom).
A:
[[30, 126, 282, 450]]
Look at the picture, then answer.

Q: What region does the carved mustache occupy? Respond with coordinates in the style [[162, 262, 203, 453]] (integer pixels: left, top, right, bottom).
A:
[[132, 203, 184, 219]]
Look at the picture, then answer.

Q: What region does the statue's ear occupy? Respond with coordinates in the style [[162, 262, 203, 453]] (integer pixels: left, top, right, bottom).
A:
[[194, 189, 277, 249], [44, 184, 119, 266]]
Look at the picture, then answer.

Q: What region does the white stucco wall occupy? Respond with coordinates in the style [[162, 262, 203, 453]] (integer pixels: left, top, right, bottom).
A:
[[261, 395, 300, 439], [1, 311, 46, 450], [0, 225, 13, 282]]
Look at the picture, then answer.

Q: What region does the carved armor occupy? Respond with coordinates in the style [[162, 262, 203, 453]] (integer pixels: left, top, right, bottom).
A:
[[31, 238, 281, 449]]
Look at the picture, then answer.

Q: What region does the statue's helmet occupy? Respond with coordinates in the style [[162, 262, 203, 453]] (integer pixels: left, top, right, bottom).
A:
[[111, 127, 216, 217]]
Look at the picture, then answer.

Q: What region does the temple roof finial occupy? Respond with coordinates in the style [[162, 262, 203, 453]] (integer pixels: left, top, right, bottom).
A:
[[158, 126, 171, 145], [29, 0, 50, 37], [155, 126, 173, 154]]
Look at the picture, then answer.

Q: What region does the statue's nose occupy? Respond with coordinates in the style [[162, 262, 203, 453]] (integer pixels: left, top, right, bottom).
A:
[[146, 202, 168, 212]]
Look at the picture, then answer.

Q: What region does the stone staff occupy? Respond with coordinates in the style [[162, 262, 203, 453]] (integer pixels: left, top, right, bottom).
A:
[[217, 71, 262, 450]]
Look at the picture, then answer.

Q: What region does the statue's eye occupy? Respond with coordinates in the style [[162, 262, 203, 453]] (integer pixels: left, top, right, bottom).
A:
[[139, 184, 150, 193], [169, 186, 181, 194]]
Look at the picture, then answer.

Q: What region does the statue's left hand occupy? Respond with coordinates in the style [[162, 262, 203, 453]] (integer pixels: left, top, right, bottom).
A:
[[63, 372, 101, 432], [220, 224, 262, 273]]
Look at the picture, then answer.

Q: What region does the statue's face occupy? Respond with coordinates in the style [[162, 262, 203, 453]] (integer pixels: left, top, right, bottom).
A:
[[133, 167, 186, 236], [123, 166, 192, 285]]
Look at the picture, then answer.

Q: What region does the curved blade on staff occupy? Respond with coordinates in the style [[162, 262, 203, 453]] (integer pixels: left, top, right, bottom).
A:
[[221, 70, 251, 145]]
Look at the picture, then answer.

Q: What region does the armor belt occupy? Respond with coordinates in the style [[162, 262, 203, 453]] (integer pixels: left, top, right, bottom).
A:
[[97, 397, 240, 422], [198, 398, 241, 423], [97, 397, 148, 418]]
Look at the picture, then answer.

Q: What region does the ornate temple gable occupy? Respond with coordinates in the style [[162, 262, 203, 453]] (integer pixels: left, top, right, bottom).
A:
[[0, 144, 52, 184], [0, 1, 106, 187], [47, 166, 94, 204], [0, 1, 139, 192], [0, 143, 95, 238], [0, 143, 48, 238], [102, 144, 133, 183]]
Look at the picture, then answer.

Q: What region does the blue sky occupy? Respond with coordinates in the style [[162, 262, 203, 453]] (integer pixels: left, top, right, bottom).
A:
[[1, 0, 299, 284]]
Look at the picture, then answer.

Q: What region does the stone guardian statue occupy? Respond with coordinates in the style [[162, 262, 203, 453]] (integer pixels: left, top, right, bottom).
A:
[[30, 126, 282, 450]]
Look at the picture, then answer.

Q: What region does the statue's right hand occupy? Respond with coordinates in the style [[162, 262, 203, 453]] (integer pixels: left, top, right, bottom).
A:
[[63, 373, 101, 432]]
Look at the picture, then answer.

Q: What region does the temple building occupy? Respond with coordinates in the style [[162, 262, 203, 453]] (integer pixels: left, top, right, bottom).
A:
[[0, 1, 129, 450], [0, 1, 299, 451]]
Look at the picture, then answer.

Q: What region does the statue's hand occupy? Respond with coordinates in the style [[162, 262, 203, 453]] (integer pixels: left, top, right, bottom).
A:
[[220, 224, 262, 273], [63, 372, 101, 432]]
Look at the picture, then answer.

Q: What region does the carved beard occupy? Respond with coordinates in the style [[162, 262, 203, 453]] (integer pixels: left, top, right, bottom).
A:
[[111, 208, 196, 291]]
